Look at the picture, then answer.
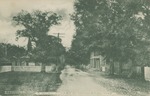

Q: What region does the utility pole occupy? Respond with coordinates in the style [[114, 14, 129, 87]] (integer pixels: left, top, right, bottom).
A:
[[53, 33, 65, 43], [52, 32, 65, 65], [52, 33, 65, 83]]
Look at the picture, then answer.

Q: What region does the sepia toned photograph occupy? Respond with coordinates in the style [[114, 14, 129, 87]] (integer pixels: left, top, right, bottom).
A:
[[0, 0, 150, 96]]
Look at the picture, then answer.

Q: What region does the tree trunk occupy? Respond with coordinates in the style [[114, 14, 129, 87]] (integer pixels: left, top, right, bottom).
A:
[[11, 66, 14, 72], [109, 62, 114, 75], [141, 66, 145, 80], [41, 63, 46, 73], [119, 63, 122, 75], [27, 37, 32, 52], [127, 60, 135, 78], [26, 61, 29, 66]]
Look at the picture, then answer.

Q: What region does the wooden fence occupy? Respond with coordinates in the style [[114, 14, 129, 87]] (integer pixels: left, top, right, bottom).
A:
[[0, 66, 55, 73]]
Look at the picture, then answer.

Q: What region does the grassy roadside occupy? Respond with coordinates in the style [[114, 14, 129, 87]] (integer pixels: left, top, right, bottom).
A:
[[0, 72, 61, 96], [90, 72, 150, 96]]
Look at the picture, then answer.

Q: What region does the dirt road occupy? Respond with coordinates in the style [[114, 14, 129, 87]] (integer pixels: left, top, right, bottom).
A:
[[57, 66, 124, 96]]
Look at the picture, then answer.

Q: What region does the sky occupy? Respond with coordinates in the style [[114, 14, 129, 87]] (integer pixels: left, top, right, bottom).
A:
[[0, 0, 75, 48]]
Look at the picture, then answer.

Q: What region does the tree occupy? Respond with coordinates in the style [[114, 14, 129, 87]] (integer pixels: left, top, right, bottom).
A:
[[12, 10, 64, 72], [12, 10, 62, 52], [32, 35, 65, 63], [0, 43, 26, 65], [72, 0, 150, 77], [31, 35, 65, 72], [7, 44, 26, 59], [66, 32, 90, 66]]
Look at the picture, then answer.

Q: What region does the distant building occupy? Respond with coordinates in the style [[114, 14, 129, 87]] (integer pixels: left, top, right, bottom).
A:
[[89, 50, 142, 76], [12, 56, 31, 66], [90, 51, 107, 71]]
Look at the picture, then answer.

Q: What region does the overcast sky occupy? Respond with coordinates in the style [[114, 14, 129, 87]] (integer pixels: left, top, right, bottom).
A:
[[0, 0, 75, 47]]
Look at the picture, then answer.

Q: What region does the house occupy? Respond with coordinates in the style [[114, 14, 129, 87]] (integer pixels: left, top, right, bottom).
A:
[[90, 51, 108, 72], [12, 55, 37, 66], [89, 50, 142, 76]]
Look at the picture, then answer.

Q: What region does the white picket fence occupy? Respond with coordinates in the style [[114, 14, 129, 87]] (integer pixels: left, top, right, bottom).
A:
[[0, 66, 150, 81], [0, 66, 55, 73], [12, 66, 41, 72], [0, 66, 11, 72]]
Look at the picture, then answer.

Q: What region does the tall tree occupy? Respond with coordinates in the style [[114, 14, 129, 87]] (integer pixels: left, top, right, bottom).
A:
[[31, 35, 65, 72], [72, 0, 150, 76], [12, 10, 62, 51], [66, 32, 90, 66], [12, 10, 64, 72]]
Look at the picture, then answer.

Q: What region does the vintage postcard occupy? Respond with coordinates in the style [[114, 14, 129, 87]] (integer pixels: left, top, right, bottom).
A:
[[0, 0, 150, 96]]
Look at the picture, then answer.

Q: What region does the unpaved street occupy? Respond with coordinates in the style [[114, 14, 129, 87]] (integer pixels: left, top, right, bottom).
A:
[[57, 66, 124, 96]]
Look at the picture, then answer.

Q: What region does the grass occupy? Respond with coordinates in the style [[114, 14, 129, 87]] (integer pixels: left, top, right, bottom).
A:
[[0, 72, 61, 96], [91, 72, 150, 96]]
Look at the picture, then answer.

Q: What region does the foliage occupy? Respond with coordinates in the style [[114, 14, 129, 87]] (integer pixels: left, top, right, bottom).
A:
[[7, 44, 26, 59], [12, 10, 62, 42], [12, 10, 65, 65], [71, 0, 150, 66], [0, 43, 6, 58], [66, 33, 90, 65], [31, 35, 66, 64], [0, 43, 26, 63]]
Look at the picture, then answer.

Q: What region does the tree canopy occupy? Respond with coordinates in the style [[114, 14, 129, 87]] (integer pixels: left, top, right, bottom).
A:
[[31, 35, 65, 64], [0, 43, 26, 64], [70, 0, 150, 66], [12, 10, 62, 50], [12, 10, 65, 65]]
